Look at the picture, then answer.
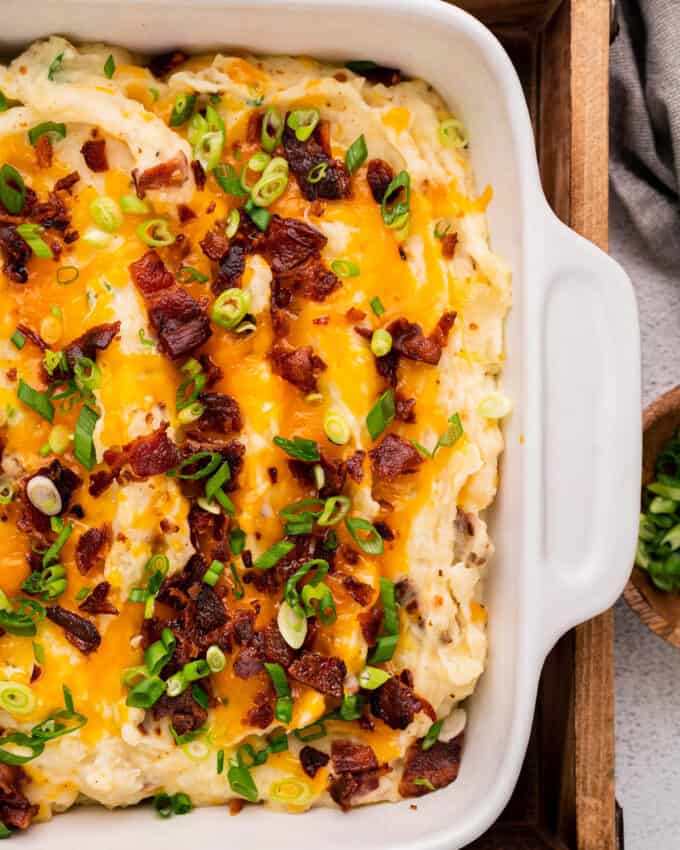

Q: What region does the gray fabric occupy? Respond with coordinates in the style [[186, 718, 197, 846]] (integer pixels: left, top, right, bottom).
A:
[[610, 2, 680, 849]]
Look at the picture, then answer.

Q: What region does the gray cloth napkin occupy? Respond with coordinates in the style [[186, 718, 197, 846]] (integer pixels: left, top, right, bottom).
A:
[[610, 0, 680, 403]]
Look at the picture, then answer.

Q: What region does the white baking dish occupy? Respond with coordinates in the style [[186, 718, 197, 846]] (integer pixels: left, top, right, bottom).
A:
[[3, 0, 641, 847]]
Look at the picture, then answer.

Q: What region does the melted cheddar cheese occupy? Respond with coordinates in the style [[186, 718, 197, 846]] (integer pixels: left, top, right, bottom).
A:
[[0, 37, 510, 825]]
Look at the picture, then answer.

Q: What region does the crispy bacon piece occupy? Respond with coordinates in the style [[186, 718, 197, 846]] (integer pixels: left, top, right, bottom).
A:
[[429, 310, 457, 350], [358, 601, 383, 646], [81, 138, 109, 172], [194, 584, 227, 634], [157, 553, 207, 610], [332, 740, 379, 774], [270, 344, 326, 394], [441, 232, 458, 259], [177, 203, 197, 224], [262, 619, 297, 669], [191, 159, 206, 191], [243, 692, 274, 729], [213, 243, 246, 294], [0, 765, 37, 831], [198, 353, 223, 387], [153, 688, 207, 736], [0, 225, 31, 283], [399, 734, 464, 797], [341, 575, 374, 607], [276, 255, 341, 303], [345, 450, 365, 483], [79, 581, 118, 615], [149, 50, 187, 78], [260, 215, 327, 274], [130, 250, 176, 295], [46, 605, 101, 654], [75, 526, 110, 575], [103, 424, 181, 478], [350, 63, 401, 86], [31, 192, 70, 231], [134, 152, 189, 198], [282, 120, 351, 202], [288, 451, 347, 499], [300, 746, 329, 778], [35, 135, 53, 169], [88, 469, 115, 498], [369, 433, 423, 480], [200, 226, 230, 262], [395, 393, 416, 423], [329, 741, 387, 811], [233, 644, 264, 679], [52, 172, 79, 196], [369, 673, 435, 730], [16, 323, 47, 351], [196, 392, 243, 435], [366, 159, 395, 203], [63, 322, 120, 372], [288, 651, 346, 698], [387, 317, 443, 365]]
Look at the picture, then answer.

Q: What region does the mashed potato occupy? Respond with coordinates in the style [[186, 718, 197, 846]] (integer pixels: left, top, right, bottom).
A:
[[0, 38, 510, 831]]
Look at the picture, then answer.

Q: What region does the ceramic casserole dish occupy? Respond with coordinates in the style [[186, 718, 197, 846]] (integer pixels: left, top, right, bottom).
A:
[[2, 0, 641, 847]]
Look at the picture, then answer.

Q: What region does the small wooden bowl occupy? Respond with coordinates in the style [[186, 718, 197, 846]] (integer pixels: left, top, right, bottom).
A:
[[624, 385, 680, 647]]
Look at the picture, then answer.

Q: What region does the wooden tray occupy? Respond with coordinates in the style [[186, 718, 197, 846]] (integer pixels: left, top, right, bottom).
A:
[[448, 2, 619, 848]]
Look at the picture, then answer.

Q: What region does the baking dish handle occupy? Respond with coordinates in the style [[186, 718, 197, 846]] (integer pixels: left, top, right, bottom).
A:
[[538, 211, 641, 653]]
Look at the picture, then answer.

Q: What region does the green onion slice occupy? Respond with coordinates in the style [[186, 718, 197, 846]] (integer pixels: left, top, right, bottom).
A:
[[345, 517, 385, 555], [104, 54, 116, 79], [18, 379, 54, 423], [283, 558, 329, 618], [177, 265, 209, 284], [370, 296, 385, 317], [74, 405, 99, 471], [28, 121, 66, 147], [211, 288, 251, 330], [74, 357, 102, 393], [261, 106, 284, 153], [357, 666, 391, 690], [169, 93, 197, 127], [301, 582, 336, 625], [144, 628, 176, 676], [345, 134, 368, 175], [167, 451, 221, 480], [47, 53, 65, 81], [422, 719, 443, 751], [366, 388, 395, 441], [214, 163, 248, 197], [324, 411, 350, 445], [438, 117, 468, 149], [273, 435, 320, 461], [120, 194, 151, 215], [225, 208, 240, 239], [287, 108, 320, 142], [57, 265, 79, 285], [90, 196, 122, 233], [330, 259, 360, 278], [203, 559, 225, 587], [136, 218, 175, 247], [254, 540, 295, 570], [17, 223, 53, 259], [0, 682, 36, 716], [306, 162, 328, 184], [125, 675, 166, 709], [228, 762, 259, 802], [370, 328, 392, 357], [0, 165, 25, 215], [381, 170, 411, 228], [10, 329, 25, 350], [244, 198, 270, 231]]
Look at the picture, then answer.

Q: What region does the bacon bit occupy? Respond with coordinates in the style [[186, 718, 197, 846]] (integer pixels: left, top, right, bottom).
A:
[[243, 691, 274, 729], [229, 799, 244, 816], [30, 665, 41, 683], [441, 232, 458, 259], [46, 605, 101, 654], [387, 317, 443, 365], [35, 135, 53, 169], [75, 525, 110, 575], [79, 581, 118, 615], [104, 424, 181, 479], [193, 392, 243, 436], [366, 159, 395, 203], [246, 112, 263, 144], [332, 740, 379, 774], [312, 315, 329, 325], [32, 192, 70, 231], [358, 601, 383, 646], [149, 50, 187, 78], [395, 393, 416, 423], [63, 229, 79, 244], [0, 765, 38, 831], [153, 688, 207, 736], [369, 674, 435, 730], [282, 119, 351, 201], [267, 467, 278, 484], [233, 645, 264, 679], [330, 767, 388, 811], [341, 575, 374, 607], [289, 450, 346, 499], [288, 651, 346, 698], [399, 734, 464, 797], [429, 311, 457, 350], [369, 434, 423, 480], [134, 152, 189, 198], [300, 746, 330, 778], [191, 159, 206, 191], [262, 619, 297, 669], [16, 323, 47, 351], [276, 255, 341, 303], [0, 225, 31, 283], [270, 344, 326, 394], [198, 353, 223, 387], [345, 450, 365, 483], [54, 171, 80, 193], [200, 226, 230, 262], [194, 584, 228, 634], [129, 250, 175, 295], [212, 243, 246, 295], [81, 138, 109, 172], [329, 741, 388, 811], [374, 520, 394, 541], [177, 203, 197, 223], [260, 215, 327, 274], [63, 322, 121, 373], [88, 470, 115, 498], [345, 307, 366, 323]]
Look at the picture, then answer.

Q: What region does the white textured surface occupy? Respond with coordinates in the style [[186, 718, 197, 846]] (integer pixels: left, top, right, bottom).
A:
[[611, 199, 680, 850]]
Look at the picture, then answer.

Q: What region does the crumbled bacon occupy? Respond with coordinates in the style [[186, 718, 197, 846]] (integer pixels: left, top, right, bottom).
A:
[[54, 171, 80, 193], [369, 674, 434, 730], [369, 433, 424, 480], [366, 159, 395, 203], [152, 688, 207, 736], [88, 469, 115, 498], [341, 575, 374, 607], [345, 450, 365, 483], [441, 233, 458, 259], [395, 393, 416, 423], [191, 159, 206, 191], [31, 192, 70, 231], [129, 250, 176, 295], [260, 215, 327, 274], [177, 203, 197, 223], [46, 605, 101, 654], [329, 741, 387, 810], [63, 322, 120, 372], [399, 734, 464, 797], [79, 581, 118, 615], [149, 50, 187, 77], [195, 392, 243, 435], [374, 520, 394, 541], [275, 255, 341, 303], [300, 746, 330, 778], [212, 243, 246, 294], [262, 619, 297, 669], [358, 601, 383, 646], [156, 553, 207, 610], [332, 740, 379, 774], [329, 767, 387, 811], [103, 424, 181, 479], [429, 311, 457, 350], [387, 317, 443, 365], [288, 651, 346, 698], [233, 644, 264, 679], [0, 765, 37, 831], [282, 120, 351, 201], [243, 691, 274, 729], [270, 344, 326, 394], [35, 135, 53, 169], [198, 353, 223, 387], [0, 225, 31, 283], [288, 451, 346, 499], [345, 307, 366, 323], [16, 323, 47, 351], [200, 226, 230, 262], [134, 153, 189, 198], [81, 138, 109, 172], [75, 525, 110, 575], [194, 584, 228, 634]]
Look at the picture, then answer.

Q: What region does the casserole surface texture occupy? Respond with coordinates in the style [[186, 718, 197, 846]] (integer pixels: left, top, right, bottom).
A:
[[0, 37, 510, 829]]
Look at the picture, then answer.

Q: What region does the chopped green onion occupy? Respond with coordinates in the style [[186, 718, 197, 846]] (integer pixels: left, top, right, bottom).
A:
[[358, 666, 391, 690], [345, 134, 368, 175], [434, 220, 451, 239], [273, 435, 320, 461], [75, 587, 90, 602], [32, 641, 45, 665], [169, 92, 197, 127], [306, 162, 328, 184], [214, 163, 248, 197], [16, 223, 53, 259], [120, 194, 151, 215], [330, 259, 360, 278], [264, 662, 294, 724], [178, 402, 205, 425], [251, 158, 289, 206], [26, 476, 61, 516], [167, 451, 221, 480], [370, 296, 385, 317], [366, 388, 395, 441], [192, 683, 209, 710], [192, 105, 225, 171], [414, 777, 436, 791], [381, 170, 411, 228], [367, 633, 398, 664], [294, 718, 327, 743], [323, 411, 350, 445], [301, 582, 336, 625], [138, 328, 155, 347], [226, 208, 240, 238], [317, 496, 351, 527], [149, 87, 160, 102], [277, 601, 307, 649], [0, 599, 45, 638], [0, 91, 7, 113], [437, 413, 464, 447], [0, 479, 13, 505], [261, 106, 284, 153], [74, 405, 99, 471], [136, 218, 175, 247], [172, 792, 192, 815], [74, 357, 101, 393], [104, 54, 116, 79], [82, 227, 112, 248], [217, 749, 225, 774], [206, 644, 226, 673], [254, 540, 295, 570], [176, 370, 206, 413], [144, 628, 176, 676], [57, 265, 79, 284], [230, 526, 246, 556], [47, 52, 64, 81], [438, 118, 468, 149], [244, 198, 270, 231], [28, 121, 66, 146], [345, 517, 384, 555], [203, 559, 225, 587], [126, 675, 166, 709], [18, 379, 54, 423], [177, 265, 209, 284], [269, 777, 313, 806], [211, 288, 251, 330], [283, 558, 329, 618], [228, 762, 258, 802], [478, 392, 512, 419], [0, 164, 25, 215], [43, 518, 73, 567], [10, 329, 25, 350], [205, 461, 231, 501], [287, 108, 320, 142], [89, 196, 122, 233], [370, 328, 392, 357], [47, 424, 70, 455], [240, 152, 271, 192], [0, 682, 36, 716], [422, 719, 443, 751]]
